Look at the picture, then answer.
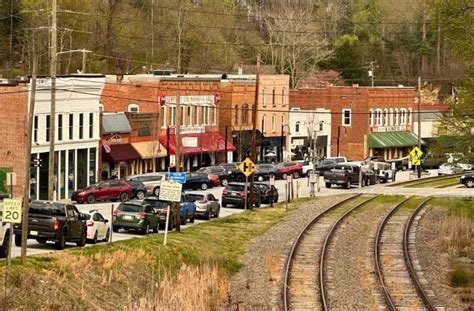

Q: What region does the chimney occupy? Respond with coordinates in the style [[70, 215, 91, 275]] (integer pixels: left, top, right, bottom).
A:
[[116, 74, 123, 84]]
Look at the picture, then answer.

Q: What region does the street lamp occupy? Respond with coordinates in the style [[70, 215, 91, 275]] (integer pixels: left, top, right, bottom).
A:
[[280, 124, 291, 162]]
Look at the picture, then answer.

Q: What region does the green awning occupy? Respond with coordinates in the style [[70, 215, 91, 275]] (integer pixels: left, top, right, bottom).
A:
[[368, 132, 420, 148]]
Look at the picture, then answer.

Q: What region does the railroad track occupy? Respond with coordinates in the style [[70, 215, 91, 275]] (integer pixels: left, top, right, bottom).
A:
[[387, 173, 463, 188], [282, 194, 375, 310], [374, 196, 436, 311]]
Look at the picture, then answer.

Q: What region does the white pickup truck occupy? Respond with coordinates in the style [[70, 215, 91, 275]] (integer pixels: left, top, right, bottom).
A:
[[0, 202, 11, 258]]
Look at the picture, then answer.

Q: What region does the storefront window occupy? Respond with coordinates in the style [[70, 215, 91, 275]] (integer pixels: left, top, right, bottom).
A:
[[68, 150, 75, 197], [77, 149, 88, 189], [89, 148, 96, 185], [60, 150, 66, 199], [30, 154, 38, 201]]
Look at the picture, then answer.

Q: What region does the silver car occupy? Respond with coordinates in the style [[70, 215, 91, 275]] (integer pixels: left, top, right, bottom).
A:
[[438, 163, 463, 176], [125, 173, 167, 196], [186, 192, 220, 220]]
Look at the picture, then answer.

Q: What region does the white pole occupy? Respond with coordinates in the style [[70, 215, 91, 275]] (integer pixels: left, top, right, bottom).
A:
[[163, 203, 170, 246]]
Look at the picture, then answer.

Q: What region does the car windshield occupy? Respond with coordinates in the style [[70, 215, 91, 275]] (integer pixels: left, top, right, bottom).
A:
[[29, 204, 66, 216], [143, 199, 168, 208], [82, 213, 91, 220], [226, 184, 245, 191], [196, 167, 209, 173], [118, 204, 144, 213], [187, 194, 205, 201], [255, 184, 268, 190]]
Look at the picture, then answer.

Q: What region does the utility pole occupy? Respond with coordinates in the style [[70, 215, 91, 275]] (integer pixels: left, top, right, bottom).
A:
[[249, 55, 260, 210], [174, 90, 181, 232], [22, 53, 37, 262], [368, 61, 377, 87], [150, 0, 155, 70], [48, 0, 57, 201], [417, 76, 422, 178], [81, 49, 87, 73]]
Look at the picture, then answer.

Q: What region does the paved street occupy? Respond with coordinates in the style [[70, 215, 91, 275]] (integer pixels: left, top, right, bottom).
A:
[[8, 169, 472, 259]]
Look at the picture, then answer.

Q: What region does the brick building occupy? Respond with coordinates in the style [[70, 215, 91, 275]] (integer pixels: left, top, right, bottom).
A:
[[0, 81, 28, 199], [290, 86, 417, 160]]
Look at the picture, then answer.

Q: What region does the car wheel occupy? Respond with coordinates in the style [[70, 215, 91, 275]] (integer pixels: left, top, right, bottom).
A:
[[282, 173, 288, 180], [206, 210, 212, 220], [306, 169, 313, 177], [201, 183, 208, 190], [167, 220, 173, 231], [119, 192, 129, 202], [215, 208, 220, 218], [136, 190, 145, 200], [236, 176, 245, 182], [181, 215, 187, 225], [142, 223, 150, 235], [77, 230, 87, 247], [190, 212, 195, 223], [91, 231, 98, 244], [55, 232, 66, 250], [103, 229, 110, 242], [325, 183, 331, 188], [87, 194, 96, 204], [269, 173, 275, 179], [466, 180, 473, 188], [112, 226, 119, 233], [293, 171, 300, 179], [221, 178, 229, 187], [153, 187, 160, 197], [346, 181, 351, 189], [0, 231, 10, 258], [14, 234, 21, 247], [36, 237, 47, 244], [255, 200, 261, 208], [222, 202, 227, 207], [153, 222, 159, 233]]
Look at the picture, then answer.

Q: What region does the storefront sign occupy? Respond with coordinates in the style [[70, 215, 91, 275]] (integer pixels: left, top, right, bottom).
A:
[[165, 95, 214, 105], [373, 125, 407, 132], [180, 126, 205, 134], [182, 137, 198, 147]]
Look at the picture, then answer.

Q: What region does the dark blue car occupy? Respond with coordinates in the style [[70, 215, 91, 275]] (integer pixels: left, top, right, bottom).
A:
[[125, 179, 146, 200], [182, 172, 214, 191]]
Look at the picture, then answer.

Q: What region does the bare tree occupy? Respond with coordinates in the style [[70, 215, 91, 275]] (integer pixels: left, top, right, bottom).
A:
[[261, 7, 333, 89]]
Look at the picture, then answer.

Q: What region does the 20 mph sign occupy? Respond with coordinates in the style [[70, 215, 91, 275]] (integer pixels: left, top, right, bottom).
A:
[[2, 199, 22, 223]]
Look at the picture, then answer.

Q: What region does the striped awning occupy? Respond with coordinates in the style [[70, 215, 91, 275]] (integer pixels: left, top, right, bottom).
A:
[[368, 132, 421, 148]]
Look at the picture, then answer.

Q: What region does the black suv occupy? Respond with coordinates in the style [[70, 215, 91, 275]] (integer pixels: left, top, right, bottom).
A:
[[222, 182, 261, 208], [219, 163, 246, 182], [196, 166, 231, 186]]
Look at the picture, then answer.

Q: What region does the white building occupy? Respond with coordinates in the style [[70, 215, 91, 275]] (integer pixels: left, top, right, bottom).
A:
[[289, 107, 331, 160], [30, 75, 105, 200]]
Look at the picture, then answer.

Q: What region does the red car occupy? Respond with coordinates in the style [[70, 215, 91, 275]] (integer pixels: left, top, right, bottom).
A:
[[71, 180, 133, 204], [276, 161, 303, 179]]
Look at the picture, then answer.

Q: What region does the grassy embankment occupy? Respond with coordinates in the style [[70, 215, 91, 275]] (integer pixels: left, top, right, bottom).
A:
[[406, 177, 459, 188], [429, 197, 473, 303], [0, 197, 313, 309]]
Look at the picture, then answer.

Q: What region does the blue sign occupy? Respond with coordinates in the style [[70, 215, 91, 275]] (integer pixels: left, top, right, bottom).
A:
[[169, 172, 186, 184]]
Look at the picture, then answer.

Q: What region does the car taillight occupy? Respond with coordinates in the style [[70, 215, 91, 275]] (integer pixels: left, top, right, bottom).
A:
[[87, 221, 94, 227], [198, 199, 208, 204], [264, 188, 270, 194], [223, 189, 229, 194], [113, 209, 119, 215], [137, 212, 146, 219], [52, 218, 60, 231], [239, 191, 247, 196]]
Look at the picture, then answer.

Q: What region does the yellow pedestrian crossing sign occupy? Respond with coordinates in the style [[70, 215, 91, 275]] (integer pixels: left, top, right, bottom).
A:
[[239, 157, 256, 177], [410, 146, 423, 166]]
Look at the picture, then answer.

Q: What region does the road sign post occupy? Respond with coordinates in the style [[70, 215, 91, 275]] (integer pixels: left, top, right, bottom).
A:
[[269, 175, 275, 207], [239, 158, 257, 210], [159, 180, 183, 245], [410, 146, 423, 179]]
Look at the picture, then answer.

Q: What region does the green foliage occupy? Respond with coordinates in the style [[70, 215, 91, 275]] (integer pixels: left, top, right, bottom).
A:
[[329, 35, 365, 83], [450, 265, 470, 287]]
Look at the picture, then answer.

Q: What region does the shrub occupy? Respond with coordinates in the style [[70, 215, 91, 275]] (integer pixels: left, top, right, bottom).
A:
[[450, 266, 470, 287]]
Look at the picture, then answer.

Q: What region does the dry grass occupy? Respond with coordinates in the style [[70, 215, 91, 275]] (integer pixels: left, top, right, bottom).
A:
[[435, 215, 473, 258]]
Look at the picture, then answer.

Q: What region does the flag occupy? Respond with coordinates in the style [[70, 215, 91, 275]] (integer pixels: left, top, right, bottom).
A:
[[102, 140, 111, 153]]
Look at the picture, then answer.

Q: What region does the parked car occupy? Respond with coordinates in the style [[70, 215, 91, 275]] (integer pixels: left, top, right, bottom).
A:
[[296, 160, 314, 176], [218, 162, 246, 182], [364, 155, 385, 163], [438, 163, 464, 176], [387, 158, 409, 171], [222, 182, 261, 208], [254, 182, 279, 204], [314, 159, 337, 173], [71, 180, 132, 204], [125, 172, 167, 197], [0, 202, 11, 258], [13, 200, 87, 250], [370, 161, 396, 183], [196, 166, 230, 186], [254, 164, 280, 181], [326, 156, 348, 164], [460, 173, 474, 188], [126, 179, 146, 200], [112, 200, 160, 234], [324, 163, 365, 189], [81, 210, 110, 244], [142, 197, 175, 230], [187, 192, 220, 220], [421, 153, 444, 169], [276, 161, 303, 179], [183, 172, 215, 190]]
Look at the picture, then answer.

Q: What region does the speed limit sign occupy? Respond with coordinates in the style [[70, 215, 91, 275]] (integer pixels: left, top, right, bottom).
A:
[[2, 199, 22, 223]]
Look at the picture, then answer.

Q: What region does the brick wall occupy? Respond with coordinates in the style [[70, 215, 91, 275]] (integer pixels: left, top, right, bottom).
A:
[[0, 85, 28, 198], [290, 86, 416, 160]]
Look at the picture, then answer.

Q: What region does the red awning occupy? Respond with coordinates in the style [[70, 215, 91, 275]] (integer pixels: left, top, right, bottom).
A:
[[159, 132, 236, 156], [102, 143, 141, 163]]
